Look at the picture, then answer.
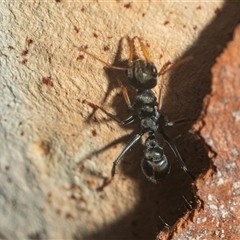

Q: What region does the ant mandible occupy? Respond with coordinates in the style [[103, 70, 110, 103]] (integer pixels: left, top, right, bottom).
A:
[[79, 36, 195, 185]]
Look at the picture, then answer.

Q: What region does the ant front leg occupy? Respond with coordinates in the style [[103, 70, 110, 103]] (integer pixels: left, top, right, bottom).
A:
[[157, 56, 193, 110]]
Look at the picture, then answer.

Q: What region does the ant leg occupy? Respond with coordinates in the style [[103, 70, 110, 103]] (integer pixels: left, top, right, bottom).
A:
[[163, 56, 193, 74], [157, 56, 193, 110], [158, 129, 195, 181], [158, 215, 170, 230], [98, 131, 141, 190], [165, 118, 198, 127], [83, 99, 135, 125], [83, 99, 136, 126], [116, 77, 132, 109], [157, 56, 193, 77], [100, 64, 133, 109], [111, 132, 143, 177], [97, 132, 142, 191], [161, 114, 197, 127], [83, 100, 122, 124], [182, 195, 193, 210]]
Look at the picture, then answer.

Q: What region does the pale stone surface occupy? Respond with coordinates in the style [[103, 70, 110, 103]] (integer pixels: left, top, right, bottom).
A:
[[0, 1, 230, 239]]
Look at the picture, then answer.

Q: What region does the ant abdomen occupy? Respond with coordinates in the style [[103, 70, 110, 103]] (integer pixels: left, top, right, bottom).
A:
[[142, 146, 170, 183], [142, 135, 170, 183]]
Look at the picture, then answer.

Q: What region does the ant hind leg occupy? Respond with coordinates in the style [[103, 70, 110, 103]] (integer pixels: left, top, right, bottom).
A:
[[159, 129, 196, 181]]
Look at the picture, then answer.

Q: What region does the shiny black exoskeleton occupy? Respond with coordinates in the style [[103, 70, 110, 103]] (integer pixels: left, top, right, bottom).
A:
[[112, 58, 194, 183], [80, 37, 195, 184]]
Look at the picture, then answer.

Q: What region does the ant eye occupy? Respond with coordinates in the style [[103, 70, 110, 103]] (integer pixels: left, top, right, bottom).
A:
[[151, 65, 157, 75]]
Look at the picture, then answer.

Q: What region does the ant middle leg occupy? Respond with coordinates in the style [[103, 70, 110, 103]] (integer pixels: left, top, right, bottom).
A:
[[82, 99, 136, 126]]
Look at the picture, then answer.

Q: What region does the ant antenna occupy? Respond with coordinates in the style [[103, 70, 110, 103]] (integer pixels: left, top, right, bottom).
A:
[[75, 45, 130, 71]]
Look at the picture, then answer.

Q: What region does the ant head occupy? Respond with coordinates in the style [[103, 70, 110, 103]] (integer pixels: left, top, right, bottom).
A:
[[126, 60, 158, 90]]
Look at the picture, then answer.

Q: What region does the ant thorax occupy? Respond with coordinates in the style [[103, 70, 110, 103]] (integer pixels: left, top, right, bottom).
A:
[[126, 60, 158, 90], [126, 59, 160, 132], [133, 89, 160, 132]]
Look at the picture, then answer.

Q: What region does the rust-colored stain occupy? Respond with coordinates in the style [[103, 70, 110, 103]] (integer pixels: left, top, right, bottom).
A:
[[77, 55, 84, 61], [103, 45, 110, 51], [26, 38, 33, 46], [74, 26, 79, 33], [163, 21, 169, 26], [21, 49, 28, 56], [42, 77, 54, 87], [21, 59, 27, 65], [93, 33, 98, 38], [124, 3, 131, 8], [65, 213, 75, 220], [91, 129, 97, 137]]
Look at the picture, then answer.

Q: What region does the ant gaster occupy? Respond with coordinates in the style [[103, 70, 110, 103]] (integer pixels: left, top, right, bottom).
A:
[[80, 37, 195, 185]]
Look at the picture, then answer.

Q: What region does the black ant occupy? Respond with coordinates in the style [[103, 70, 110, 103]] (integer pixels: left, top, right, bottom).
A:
[[79, 37, 195, 187]]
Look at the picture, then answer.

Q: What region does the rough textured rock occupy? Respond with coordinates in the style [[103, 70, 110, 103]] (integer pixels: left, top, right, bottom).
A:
[[158, 24, 240, 240], [1, 1, 240, 240]]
